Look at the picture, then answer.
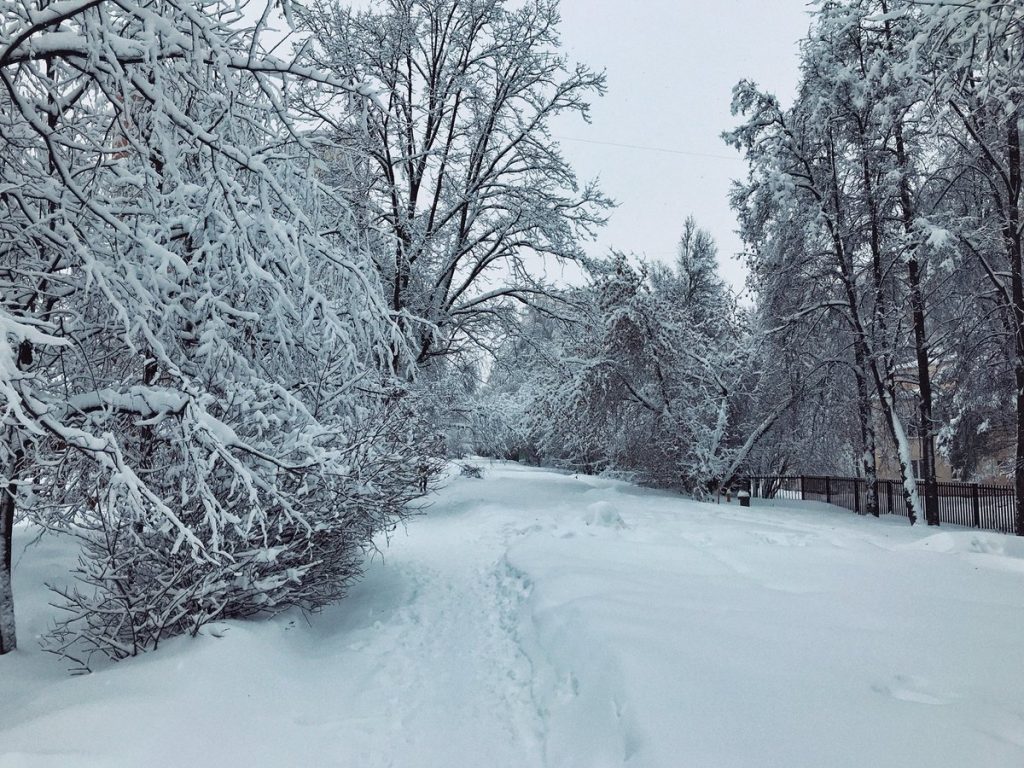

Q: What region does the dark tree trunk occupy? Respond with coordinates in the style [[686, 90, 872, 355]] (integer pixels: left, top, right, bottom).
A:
[[0, 440, 19, 655], [826, 129, 883, 518], [853, 347, 880, 517], [1006, 117, 1024, 536], [908, 256, 939, 525], [894, 126, 940, 526]]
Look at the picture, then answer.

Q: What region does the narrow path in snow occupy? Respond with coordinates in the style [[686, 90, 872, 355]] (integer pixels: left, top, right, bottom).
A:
[[290, 493, 553, 768]]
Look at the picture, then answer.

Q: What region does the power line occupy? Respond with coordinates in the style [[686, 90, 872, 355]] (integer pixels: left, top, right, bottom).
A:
[[552, 135, 743, 161]]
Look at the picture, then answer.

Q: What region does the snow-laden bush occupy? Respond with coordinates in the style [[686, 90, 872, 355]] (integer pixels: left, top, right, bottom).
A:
[[43, 393, 436, 667]]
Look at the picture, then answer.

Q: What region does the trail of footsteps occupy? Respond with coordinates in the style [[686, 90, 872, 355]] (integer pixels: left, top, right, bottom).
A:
[[495, 554, 647, 768], [311, 552, 548, 768]]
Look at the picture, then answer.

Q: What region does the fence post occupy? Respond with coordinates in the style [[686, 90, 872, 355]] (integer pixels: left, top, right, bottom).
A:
[[825, 476, 832, 505], [972, 483, 981, 528], [886, 481, 893, 515], [800, 475, 806, 501], [854, 478, 861, 514]]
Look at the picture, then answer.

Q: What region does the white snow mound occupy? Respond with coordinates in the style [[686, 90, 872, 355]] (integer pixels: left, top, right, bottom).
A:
[[582, 500, 627, 529]]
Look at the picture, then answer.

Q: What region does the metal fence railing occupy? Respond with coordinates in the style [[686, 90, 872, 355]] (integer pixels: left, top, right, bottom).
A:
[[747, 475, 1019, 535]]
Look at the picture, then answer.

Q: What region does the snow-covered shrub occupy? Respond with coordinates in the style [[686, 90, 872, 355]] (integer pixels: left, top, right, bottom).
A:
[[402, 360, 482, 458], [467, 389, 538, 463], [44, 393, 433, 667]]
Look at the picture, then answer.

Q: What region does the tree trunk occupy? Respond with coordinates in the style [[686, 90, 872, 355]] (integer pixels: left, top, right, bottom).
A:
[[0, 328, 32, 654], [893, 120, 940, 526], [0, 565, 14, 655], [0, 450, 17, 655], [0, 345, 28, 655], [841, 259, 918, 523], [878, 386, 922, 525], [853, 352, 880, 517], [823, 127, 882, 518], [908, 256, 940, 526], [1007, 116, 1024, 536]]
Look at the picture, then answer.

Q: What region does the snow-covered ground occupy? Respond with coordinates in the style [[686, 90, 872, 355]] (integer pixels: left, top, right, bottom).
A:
[[3, 461, 1024, 767]]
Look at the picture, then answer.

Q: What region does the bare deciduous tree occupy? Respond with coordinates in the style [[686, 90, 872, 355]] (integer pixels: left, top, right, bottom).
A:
[[299, 0, 611, 367]]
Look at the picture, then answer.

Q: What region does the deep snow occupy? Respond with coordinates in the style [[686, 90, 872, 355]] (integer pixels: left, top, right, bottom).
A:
[[2, 461, 1024, 767]]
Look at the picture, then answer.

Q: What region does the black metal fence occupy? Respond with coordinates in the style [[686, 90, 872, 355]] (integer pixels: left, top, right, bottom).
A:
[[747, 475, 1019, 535]]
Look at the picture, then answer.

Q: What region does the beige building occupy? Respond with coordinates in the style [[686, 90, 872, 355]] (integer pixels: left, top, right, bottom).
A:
[[874, 366, 1012, 484]]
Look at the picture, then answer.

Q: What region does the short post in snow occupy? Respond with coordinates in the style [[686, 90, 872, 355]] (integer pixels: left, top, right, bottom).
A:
[[825, 476, 832, 505], [800, 475, 806, 501]]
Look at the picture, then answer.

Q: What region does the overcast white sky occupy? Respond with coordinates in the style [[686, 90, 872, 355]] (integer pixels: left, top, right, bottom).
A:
[[550, 1, 812, 295]]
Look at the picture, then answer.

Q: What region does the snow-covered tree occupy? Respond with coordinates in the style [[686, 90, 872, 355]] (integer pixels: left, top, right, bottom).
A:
[[726, 77, 897, 516], [296, 0, 611, 367], [727, 0, 1024, 533], [0, 0, 426, 663], [725, 0, 950, 523], [910, 0, 1024, 531], [477, 220, 792, 496]]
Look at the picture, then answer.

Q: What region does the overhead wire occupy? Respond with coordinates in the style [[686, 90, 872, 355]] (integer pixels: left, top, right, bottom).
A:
[[552, 135, 743, 161]]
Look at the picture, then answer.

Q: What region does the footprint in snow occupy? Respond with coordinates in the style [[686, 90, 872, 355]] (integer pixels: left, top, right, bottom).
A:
[[871, 675, 949, 706]]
